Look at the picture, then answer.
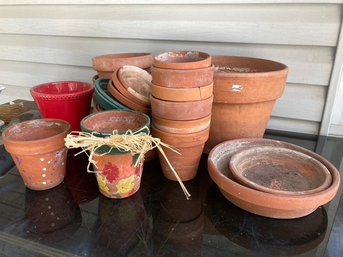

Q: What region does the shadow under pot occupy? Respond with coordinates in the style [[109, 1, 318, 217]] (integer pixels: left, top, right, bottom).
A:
[[2, 119, 70, 190], [81, 110, 150, 199]]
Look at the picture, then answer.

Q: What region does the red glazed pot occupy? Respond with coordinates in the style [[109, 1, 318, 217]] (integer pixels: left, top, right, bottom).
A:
[[151, 83, 213, 102], [92, 53, 153, 72], [151, 65, 214, 88], [81, 110, 150, 199], [152, 114, 211, 134], [153, 51, 211, 70], [150, 95, 213, 121], [205, 56, 288, 152], [151, 125, 209, 181], [2, 119, 70, 190], [30, 81, 94, 131]]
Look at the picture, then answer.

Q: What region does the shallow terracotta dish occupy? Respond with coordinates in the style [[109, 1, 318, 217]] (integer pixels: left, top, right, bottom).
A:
[[207, 138, 340, 219], [151, 83, 213, 102], [154, 51, 211, 70], [229, 146, 332, 195]]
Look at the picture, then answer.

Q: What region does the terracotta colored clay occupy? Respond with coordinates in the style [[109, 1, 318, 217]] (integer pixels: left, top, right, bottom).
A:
[[81, 110, 150, 199], [92, 53, 153, 72], [152, 114, 211, 134], [151, 83, 213, 102], [154, 51, 211, 70], [151, 125, 209, 181], [207, 138, 340, 219], [150, 95, 213, 121], [107, 80, 151, 114], [117, 65, 152, 104], [2, 119, 71, 190], [205, 56, 288, 152], [151, 65, 214, 88], [97, 71, 114, 79], [111, 69, 150, 107], [229, 146, 332, 195]]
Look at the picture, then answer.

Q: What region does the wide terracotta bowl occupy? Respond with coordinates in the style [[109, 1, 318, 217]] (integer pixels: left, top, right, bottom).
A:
[[207, 138, 340, 219], [153, 51, 211, 70], [229, 146, 332, 195]]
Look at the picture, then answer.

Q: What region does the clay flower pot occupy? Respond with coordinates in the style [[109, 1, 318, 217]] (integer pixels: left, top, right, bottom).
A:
[[151, 125, 209, 181], [207, 138, 340, 219], [205, 56, 288, 152], [92, 53, 153, 78], [150, 95, 213, 121], [151, 83, 213, 102], [153, 51, 211, 70], [2, 119, 71, 190], [81, 110, 150, 199], [229, 146, 332, 195], [151, 65, 214, 88], [30, 81, 94, 131], [152, 114, 211, 134]]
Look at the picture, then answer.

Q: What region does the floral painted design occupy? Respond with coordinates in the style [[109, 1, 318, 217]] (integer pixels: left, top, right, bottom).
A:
[[97, 175, 110, 195], [116, 175, 137, 195], [102, 162, 120, 183]]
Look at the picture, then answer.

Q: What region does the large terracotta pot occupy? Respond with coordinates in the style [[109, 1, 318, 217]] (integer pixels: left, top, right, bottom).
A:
[[205, 56, 288, 152], [151, 125, 209, 181], [81, 110, 150, 199], [2, 119, 70, 190]]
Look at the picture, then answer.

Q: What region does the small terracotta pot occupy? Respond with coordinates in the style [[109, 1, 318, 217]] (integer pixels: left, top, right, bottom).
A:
[[151, 125, 209, 181], [111, 69, 150, 107], [2, 119, 70, 190], [205, 56, 288, 152], [151, 83, 213, 102], [108, 80, 151, 114], [81, 110, 150, 198], [152, 114, 211, 134], [151, 65, 214, 88], [153, 51, 211, 70], [150, 95, 213, 121], [92, 53, 153, 72]]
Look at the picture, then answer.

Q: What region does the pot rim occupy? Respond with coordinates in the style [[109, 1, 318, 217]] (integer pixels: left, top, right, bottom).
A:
[[154, 51, 211, 70]]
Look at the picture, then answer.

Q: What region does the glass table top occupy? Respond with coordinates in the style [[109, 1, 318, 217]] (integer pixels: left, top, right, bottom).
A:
[[0, 132, 342, 257]]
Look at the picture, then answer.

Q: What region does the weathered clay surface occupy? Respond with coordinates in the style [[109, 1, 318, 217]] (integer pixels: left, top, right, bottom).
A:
[[154, 51, 211, 70]]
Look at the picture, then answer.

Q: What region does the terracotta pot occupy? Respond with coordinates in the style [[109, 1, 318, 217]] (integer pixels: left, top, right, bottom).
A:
[[205, 56, 288, 152], [111, 69, 150, 107], [30, 81, 94, 131], [108, 80, 151, 114], [151, 83, 213, 102], [117, 65, 152, 104], [207, 138, 340, 219], [92, 53, 153, 72], [153, 51, 211, 70], [2, 119, 70, 190], [229, 146, 332, 195], [150, 95, 213, 121], [151, 65, 214, 88], [151, 125, 209, 181], [152, 114, 211, 134], [81, 110, 150, 198]]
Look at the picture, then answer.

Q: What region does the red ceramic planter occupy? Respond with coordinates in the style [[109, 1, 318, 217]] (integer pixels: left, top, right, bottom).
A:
[[151, 65, 214, 88], [153, 51, 211, 70], [30, 81, 94, 131], [2, 119, 70, 190]]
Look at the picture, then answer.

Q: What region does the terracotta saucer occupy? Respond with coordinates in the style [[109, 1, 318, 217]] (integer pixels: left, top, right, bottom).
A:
[[229, 146, 332, 195], [207, 138, 340, 219], [117, 65, 152, 104]]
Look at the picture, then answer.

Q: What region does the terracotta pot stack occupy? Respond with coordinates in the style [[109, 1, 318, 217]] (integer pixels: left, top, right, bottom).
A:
[[150, 51, 214, 181]]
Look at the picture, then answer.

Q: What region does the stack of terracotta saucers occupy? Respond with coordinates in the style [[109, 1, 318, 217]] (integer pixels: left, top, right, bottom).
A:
[[207, 138, 340, 219], [150, 51, 214, 181]]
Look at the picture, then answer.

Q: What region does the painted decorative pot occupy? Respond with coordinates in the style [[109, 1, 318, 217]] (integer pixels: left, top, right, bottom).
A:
[[30, 81, 94, 131], [81, 110, 150, 199], [2, 119, 70, 190]]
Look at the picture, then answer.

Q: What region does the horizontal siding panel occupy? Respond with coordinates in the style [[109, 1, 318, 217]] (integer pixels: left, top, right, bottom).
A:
[[272, 83, 326, 121], [0, 35, 334, 85], [0, 4, 340, 46], [1, 0, 342, 4], [268, 117, 320, 135], [0, 84, 32, 104]]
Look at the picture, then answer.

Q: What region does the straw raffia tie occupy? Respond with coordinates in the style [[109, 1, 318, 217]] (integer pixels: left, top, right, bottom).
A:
[[64, 126, 191, 199]]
